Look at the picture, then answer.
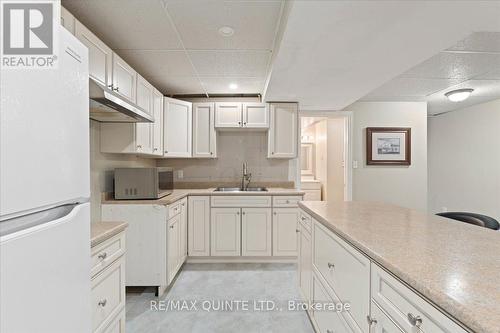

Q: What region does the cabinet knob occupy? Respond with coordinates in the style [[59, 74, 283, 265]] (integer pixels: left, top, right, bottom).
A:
[[271, 152, 274, 155], [170, 225, 174, 229], [137, 145, 142, 149], [273, 212, 277, 215], [407, 313, 422, 327], [98, 299, 107, 307], [113, 87, 119, 92], [327, 330, 334, 333], [296, 229, 300, 233], [153, 148, 158, 151], [327, 262, 335, 269], [243, 122, 247, 126], [97, 252, 107, 260], [238, 121, 241, 126], [210, 152, 213, 155], [164, 150, 168, 153], [237, 211, 240, 215], [301, 216, 306, 221], [286, 200, 290, 204], [367, 316, 377, 326], [107, 84, 113, 89], [242, 211, 245, 215]]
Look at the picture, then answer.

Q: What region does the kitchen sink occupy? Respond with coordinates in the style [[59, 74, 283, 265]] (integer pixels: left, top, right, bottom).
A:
[[214, 187, 268, 192]]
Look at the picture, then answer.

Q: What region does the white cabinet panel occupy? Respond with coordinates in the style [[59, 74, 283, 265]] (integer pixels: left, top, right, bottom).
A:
[[135, 75, 153, 154], [167, 214, 180, 284], [164, 97, 192, 157], [75, 20, 112, 88], [272, 208, 299, 256], [188, 196, 210, 256], [268, 103, 298, 158], [211, 196, 272, 208], [211, 208, 241, 256], [112, 53, 136, 102], [370, 302, 404, 333], [243, 103, 268, 128], [241, 208, 272, 256], [179, 198, 188, 263], [193, 103, 216, 158], [299, 223, 312, 302], [151, 89, 164, 156], [215, 102, 243, 128], [136, 74, 153, 115], [61, 7, 75, 34]]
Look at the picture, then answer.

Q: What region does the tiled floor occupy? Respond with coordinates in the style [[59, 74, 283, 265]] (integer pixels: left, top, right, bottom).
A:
[[126, 263, 314, 333]]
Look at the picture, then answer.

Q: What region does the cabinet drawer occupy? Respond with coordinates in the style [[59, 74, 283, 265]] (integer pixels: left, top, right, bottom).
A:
[[211, 195, 271, 207], [272, 196, 302, 207], [92, 257, 125, 333], [370, 301, 404, 333], [168, 200, 182, 218], [103, 308, 125, 333], [313, 221, 370, 332], [371, 264, 467, 333], [299, 210, 312, 233], [311, 272, 351, 333], [91, 232, 125, 277]]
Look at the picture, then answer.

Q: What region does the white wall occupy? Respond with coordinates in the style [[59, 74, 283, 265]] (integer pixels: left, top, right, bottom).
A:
[[348, 102, 428, 211], [327, 118, 345, 202], [90, 120, 155, 223], [314, 120, 328, 199], [428, 99, 500, 221]]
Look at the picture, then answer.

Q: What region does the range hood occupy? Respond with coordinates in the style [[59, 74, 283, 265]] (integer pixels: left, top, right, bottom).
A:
[[89, 78, 154, 123]]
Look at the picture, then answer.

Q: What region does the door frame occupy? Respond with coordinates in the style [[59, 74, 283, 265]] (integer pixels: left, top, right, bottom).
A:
[[297, 111, 353, 201]]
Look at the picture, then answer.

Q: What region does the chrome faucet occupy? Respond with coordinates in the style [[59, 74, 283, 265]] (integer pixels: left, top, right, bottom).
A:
[[241, 162, 252, 190]]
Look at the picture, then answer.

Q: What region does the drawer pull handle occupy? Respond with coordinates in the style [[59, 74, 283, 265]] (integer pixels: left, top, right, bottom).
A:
[[407, 313, 422, 327], [327, 262, 335, 269], [367, 315, 377, 326], [98, 299, 107, 307], [97, 252, 107, 260]]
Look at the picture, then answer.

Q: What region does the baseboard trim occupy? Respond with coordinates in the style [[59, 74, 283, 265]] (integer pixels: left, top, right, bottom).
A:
[[186, 256, 297, 264]]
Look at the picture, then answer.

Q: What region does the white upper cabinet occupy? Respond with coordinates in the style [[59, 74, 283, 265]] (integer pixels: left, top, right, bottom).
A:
[[112, 53, 136, 102], [243, 103, 268, 128], [268, 103, 298, 158], [192, 103, 216, 158], [151, 89, 164, 156], [135, 75, 154, 154], [163, 97, 192, 158], [60, 7, 75, 34], [136, 74, 153, 115], [74, 20, 112, 88], [215, 102, 243, 128]]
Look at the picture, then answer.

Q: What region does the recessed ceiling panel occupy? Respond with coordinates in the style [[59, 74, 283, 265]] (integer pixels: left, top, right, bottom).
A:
[[364, 78, 464, 98], [148, 76, 204, 95], [446, 32, 500, 53], [189, 50, 271, 77], [118, 50, 196, 79]]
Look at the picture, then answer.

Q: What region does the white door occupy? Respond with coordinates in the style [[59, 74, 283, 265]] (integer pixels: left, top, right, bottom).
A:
[[112, 53, 136, 102], [211, 208, 241, 256], [192, 103, 217, 158], [135, 75, 153, 154], [188, 196, 210, 257], [164, 97, 192, 157], [241, 208, 272, 256], [215, 102, 242, 127], [167, 214, 180, 284], [272, 208, 299, 256], [136, 74, 153, 115], [151, 89, 164, 156], [268, 103, 298, 158], [0, 203, 91, 333], [1, 31, 89, 218], [74, 20, 112, 88], [299, 225, 312, 302], [243, 103, 268, 128]]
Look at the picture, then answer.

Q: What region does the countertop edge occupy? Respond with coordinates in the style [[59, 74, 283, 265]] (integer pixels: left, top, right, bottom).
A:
[[91, 221, 128, 248], [298, 202, 485, 333]]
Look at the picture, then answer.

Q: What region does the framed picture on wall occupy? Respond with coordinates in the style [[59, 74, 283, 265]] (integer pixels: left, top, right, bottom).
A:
[[366, 127, 411, 165]]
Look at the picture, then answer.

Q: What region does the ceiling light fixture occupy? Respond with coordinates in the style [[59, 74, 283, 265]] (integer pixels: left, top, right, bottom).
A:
[[218, 26, 235, 37], [445, 88, 474, 102], [229, 83, 238, 90]]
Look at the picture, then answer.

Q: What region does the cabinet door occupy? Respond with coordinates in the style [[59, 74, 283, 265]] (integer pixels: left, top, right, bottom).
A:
[[241, 208, 272, 256], [164, 97, 192, 157], [299, 225, 312, 302], [370, 302, 404, 333], [215, 102, 242, 128], [60, 7, 75, 34], [179, 199, 188, 263], [272, 208, 299, 256], [192, 103, 216, 158], [167, 215, 180, 284], [151, 89, 164, 156], [136, 74, 153, 115], [74, 20, 112, 88], [268, 103, 298, 158], [188, 196, 210, 256], [112, 53, 136, 102], [243, 103, 268, 128], [210, 208, 241, 256]]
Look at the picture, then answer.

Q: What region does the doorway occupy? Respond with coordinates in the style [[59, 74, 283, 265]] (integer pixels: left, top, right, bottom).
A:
[[299, 113, 352, 201]]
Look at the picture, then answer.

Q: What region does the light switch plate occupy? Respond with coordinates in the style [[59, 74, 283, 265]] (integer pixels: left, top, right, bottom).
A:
[[177, 170, 183, 179]]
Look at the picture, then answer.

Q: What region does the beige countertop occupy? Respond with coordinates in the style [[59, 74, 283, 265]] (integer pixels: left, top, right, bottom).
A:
[[298, 201, 500, 333], [91, 221, 128, 247], [102, 188, 305, 205]]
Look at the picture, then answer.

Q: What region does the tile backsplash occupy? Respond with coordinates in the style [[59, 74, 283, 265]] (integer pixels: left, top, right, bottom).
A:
[[157, 131, 292, 182]]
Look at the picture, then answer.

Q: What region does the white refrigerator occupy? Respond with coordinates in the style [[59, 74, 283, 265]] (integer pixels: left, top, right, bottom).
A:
[[0, 28, 92, 333]]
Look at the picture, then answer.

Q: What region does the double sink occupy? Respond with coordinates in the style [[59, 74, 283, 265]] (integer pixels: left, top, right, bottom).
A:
[[214, 187, 268, 192]]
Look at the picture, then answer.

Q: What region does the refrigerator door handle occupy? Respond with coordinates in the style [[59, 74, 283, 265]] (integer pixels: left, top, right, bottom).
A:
[[0, 203, 81, 238]]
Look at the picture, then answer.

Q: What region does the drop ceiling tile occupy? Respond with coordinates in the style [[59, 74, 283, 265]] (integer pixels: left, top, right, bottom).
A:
[[364, 78, 464, 98], [165, 0, 282, 50], [475, 68, 500, 80], [401, 52, 500, 80], [148, 76, 205, 95], [63, 0, 182, 49], [446, 32, 500, 53], [117, 50, 196, 78], [428, 96, 497, 115], [189, 50, 271, 77], [200, 77, 265, 94]]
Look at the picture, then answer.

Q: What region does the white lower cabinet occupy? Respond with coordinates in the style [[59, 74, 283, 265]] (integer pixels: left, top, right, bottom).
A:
[[272, 208, 299, 256], [298, 220, 312, 301], [167, 213, 181, 284], [188, 196, 210, 256], [103, 309, 125, 333], [241, 208, 272, 256], [370, 302, 404, 333], [211, 208, 241, 256]]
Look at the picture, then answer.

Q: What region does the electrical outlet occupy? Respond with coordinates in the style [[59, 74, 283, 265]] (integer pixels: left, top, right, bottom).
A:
[[177, 170, 183, 179], [352, 160, 359, 169]]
